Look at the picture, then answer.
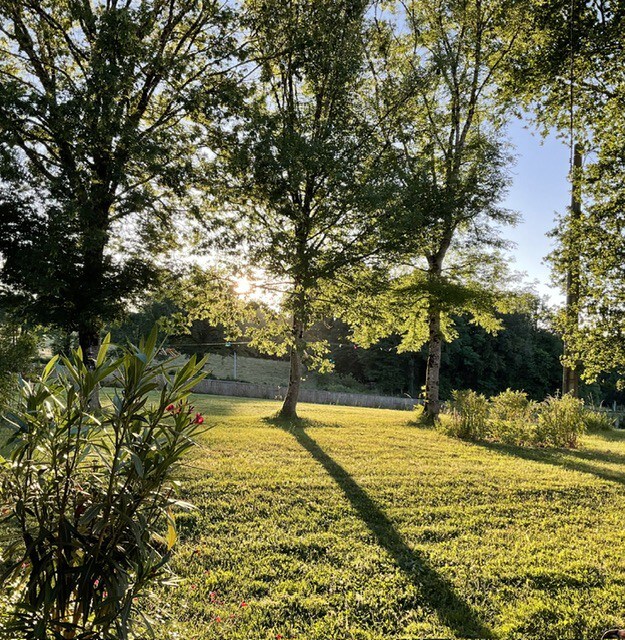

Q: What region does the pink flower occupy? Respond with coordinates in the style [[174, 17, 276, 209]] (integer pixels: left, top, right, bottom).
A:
[[194, 413, 204, 425], [166, 404, 175, 411], [240, 601, 248, 608], [215, 616, 222, 623]]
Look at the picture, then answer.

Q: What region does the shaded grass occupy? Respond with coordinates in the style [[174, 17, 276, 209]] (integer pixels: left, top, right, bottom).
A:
[[153, 397, 625, 639]]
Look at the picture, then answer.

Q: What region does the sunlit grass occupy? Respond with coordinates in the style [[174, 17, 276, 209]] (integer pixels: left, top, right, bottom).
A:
[[144, 395, 625, 639]]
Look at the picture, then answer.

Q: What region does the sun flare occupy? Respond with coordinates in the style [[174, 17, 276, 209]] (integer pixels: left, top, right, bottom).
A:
[[235, 276, 253, 295]]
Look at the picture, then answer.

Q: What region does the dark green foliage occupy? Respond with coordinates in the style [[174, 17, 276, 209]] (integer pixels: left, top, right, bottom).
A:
[[327, 313, 563, 401], [0, 322, 38, 405], [0, 331, 207, 639], [0, 0, 241, 350], [440, 313, 563, 401]]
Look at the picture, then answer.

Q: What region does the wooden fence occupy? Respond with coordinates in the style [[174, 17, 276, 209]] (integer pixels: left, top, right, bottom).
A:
[[191, 379, 417, 411]]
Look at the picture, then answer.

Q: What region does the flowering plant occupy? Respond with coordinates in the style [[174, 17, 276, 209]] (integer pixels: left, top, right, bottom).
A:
[[0, 329, 206, 639]]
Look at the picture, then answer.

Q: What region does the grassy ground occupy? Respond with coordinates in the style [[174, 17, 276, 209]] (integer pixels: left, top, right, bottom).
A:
[[203, 353, 289, 386], [147, 395, 625, 640], [167, 353, 368, 393]]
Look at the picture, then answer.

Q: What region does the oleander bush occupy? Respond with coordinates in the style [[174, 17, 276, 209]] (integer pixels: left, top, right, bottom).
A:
[[0, 330, 206, 639]]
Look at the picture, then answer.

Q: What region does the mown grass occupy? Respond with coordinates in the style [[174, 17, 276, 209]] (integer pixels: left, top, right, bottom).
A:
[[142, 395, 625, 640], [165, 353, 368, 393]]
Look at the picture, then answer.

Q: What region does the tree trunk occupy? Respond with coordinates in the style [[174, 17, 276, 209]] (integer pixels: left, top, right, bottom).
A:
[[78, 326, 101, 411], [78, 327, 100, 368], [562, 143, 582, 397], [423, 251, 447, 421], [279, 317, 304, 420], [424, 303, 443, 420]]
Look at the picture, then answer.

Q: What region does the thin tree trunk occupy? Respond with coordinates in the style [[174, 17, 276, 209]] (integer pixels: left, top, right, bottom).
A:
[[423, 250, 447, 420], [279, 317, 304, 419], [79, 326, 101, 410], [77, 199, 110, 411], [424, 303, 443, 420], [562, 143, 582, 397]]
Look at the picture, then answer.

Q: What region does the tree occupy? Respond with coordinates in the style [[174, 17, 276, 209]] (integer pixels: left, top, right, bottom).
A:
[[357, 0, 525, 419], [215, 0, 392, 418], [0, 0, 241, 367], [555, 3, 625, 389], [503, 0, 625, 393], [0, 306, 39, 405]]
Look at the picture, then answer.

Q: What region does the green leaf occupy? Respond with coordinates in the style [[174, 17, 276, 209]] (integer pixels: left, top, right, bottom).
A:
[[96, 334, 112, 368], [41, 355, 59, 382]]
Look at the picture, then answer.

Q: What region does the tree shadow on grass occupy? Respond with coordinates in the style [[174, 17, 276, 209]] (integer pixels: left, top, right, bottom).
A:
[[474, 440, 625, 488], [273, 419, 493, 639], [263, 415, 344, 429]]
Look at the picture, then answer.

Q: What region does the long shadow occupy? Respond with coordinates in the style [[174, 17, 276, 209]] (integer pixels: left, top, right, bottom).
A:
[[282, 423, 493, 639], [475, 440, 625, 488]]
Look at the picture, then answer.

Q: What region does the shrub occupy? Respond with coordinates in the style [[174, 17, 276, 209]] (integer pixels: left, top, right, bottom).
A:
[[535, 394, 586, 448], [446, 389, 490, 440], [489, 389, 536, 446], [583, 409, 615, 432], [0, 330, 206, 639], [0, 326, 39, 407]]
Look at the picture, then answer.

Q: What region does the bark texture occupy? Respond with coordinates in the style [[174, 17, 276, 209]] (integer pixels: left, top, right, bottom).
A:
[[423, 249, 448, 420], [279, 317, 304, 419], [424, 304, 443, 419]]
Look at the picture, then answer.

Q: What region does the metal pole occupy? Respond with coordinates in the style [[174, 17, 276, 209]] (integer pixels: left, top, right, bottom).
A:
[[233, 349, 237, 380]]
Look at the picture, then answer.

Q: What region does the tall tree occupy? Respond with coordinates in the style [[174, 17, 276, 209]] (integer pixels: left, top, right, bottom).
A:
[[503, 0, 624, 392], [359, 0, 524, 419], [0, 0, 241, 367], [216, 0, 391, 418]]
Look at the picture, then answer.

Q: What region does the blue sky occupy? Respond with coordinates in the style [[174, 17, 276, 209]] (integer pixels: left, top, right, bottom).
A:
[[503, 119, 571, 302]]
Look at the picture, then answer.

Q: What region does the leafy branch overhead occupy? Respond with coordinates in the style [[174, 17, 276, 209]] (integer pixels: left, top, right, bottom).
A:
[[0, 0, 244, 355]]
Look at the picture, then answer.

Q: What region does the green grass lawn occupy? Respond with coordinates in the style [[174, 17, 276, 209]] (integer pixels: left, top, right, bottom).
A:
[[165, 353, 369, 393], [147, 395, 625, 639]]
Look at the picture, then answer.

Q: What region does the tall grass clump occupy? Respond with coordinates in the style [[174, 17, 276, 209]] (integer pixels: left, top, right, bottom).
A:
[[489, 389, 536, 445], [0, 330, 206, 639], [443, 390, 587, 448], [583, 409, 616, 431], [535, 394, 586, 448], [446, 389, 490, 440]]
